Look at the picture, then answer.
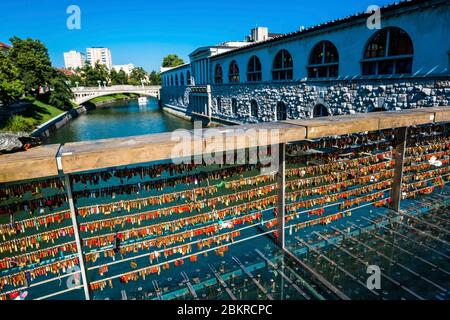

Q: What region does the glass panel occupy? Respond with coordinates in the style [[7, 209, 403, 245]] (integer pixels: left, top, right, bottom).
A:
[[308, 67, 317, 78], [229, 61, 240, 83], [283, 51, 293, 68], [318, 66, 328, 78], [378, 60, 395, 75], [395, 58, 413, 74], [272, 71, 279, 81], [254, 56, 261, 72], [388, 28, 413, 56], [324, 41, 339, 63], [286, 70, 293, 80], [215, 65, 223, 84], [273, 51, 283, 69], [364, 29, 388, 59], [309, 43, 324, 65], [362, 62, 377, 75], [328, 64, 339, 78]]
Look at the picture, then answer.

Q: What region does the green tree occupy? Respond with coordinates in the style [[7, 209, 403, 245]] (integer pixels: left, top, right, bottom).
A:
[[110, 69, 128, 85], [148, 70, 161, 85], [0, 54, 25, 105], [129, 67, 147, 86], [67, 71, 83, 88], [47, 70, 74, 110], [80, 63, 110, 87], [8, 37, 53, 94], [162, 54, 184, 68]]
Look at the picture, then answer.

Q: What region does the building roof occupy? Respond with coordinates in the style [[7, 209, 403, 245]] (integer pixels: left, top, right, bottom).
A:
[[0, 42, 11, 49], [160, 63, 191, 74], [58, 68, 76, 76], [210, 0, 445, 60]]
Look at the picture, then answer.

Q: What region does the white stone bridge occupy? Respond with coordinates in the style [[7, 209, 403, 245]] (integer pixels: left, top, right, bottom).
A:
[[72, 85, 161, 104]]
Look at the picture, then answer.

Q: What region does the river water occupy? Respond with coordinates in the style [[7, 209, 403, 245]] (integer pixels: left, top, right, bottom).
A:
[[45, 98, 194, 144]]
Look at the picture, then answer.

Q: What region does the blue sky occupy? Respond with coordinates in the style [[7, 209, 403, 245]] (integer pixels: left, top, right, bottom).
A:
[[0, 0, 395, 71]]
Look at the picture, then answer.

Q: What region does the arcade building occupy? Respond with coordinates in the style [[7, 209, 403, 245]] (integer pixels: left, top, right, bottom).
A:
[[160, 0, 450, 125]]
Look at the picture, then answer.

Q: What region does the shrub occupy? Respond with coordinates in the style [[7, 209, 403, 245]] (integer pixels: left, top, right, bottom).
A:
[[4, 115, 35, 132]]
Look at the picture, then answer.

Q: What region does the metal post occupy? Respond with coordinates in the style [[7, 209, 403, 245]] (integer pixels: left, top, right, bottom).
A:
[[64, 175, 91, 300], [276, 143, 286, 249], [390, 127, 407, 212]]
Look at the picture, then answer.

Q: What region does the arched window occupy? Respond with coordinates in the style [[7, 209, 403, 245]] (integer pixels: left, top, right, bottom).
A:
[[313, 104, 329, 117], [250, 100, 258, 118], [362, 27, 413, 75], [276, 102, 287, 121], [187, 71, 191, 85], [180, 73, 184, 86], [247, 56, 262, 82], [175, 74, 179, 86], [307, 41, 339, 78], [171, 75, 174, 86], [214, 64, 223, 84], [273, 49, 293, 81], [229, 61, 240, 83], [231, 98, 238, 114]]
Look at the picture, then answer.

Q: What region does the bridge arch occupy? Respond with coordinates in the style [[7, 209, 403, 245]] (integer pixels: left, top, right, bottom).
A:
[[72, 86, 161, 105]]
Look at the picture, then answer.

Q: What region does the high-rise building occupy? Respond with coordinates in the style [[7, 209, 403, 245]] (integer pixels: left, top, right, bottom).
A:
[[86, 47, 112, 69], [63, 50, 86, 69], [112, 64, 134, 76]]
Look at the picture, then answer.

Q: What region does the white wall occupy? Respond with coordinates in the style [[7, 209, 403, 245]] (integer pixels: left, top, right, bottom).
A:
[[210, 3, 449, 83], [161, 64, 192, 87]]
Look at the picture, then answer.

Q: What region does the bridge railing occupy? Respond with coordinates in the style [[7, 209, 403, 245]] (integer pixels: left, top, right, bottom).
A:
[[0, 107, 449, 300], [72, 85, 161, 92]]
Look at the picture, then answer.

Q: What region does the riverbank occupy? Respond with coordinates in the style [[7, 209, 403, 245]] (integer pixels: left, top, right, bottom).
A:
[[0, 97, 66, 133], [44, 97, 194, 144], [33, 93, 143, 140], [87, 93, 140, 107]]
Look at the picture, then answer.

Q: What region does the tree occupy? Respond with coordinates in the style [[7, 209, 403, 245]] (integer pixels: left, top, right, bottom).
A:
[[47, 70, 74, 110], [80, 63, 110, 87], [148, 70, 161, 85], [129, 67, 147, 86], [67, 71, 83, 87], [110, 69, 128, 85], [8, 37, 53, 94], [162, 54, 184, 68], [0, 54, 25, 105]]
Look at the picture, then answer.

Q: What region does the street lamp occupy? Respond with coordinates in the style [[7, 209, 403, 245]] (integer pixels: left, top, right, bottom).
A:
[[97, 80, 101, 90]]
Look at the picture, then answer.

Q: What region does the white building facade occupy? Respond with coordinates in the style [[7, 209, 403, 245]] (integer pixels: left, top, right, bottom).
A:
[[86, 47, 113, 69], [63, 50, 86, 69], [112, 64, 134, 76], [160, 0, 450, 124]]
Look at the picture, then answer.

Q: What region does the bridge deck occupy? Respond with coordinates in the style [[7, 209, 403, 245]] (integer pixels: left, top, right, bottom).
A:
[[0, 107, 449, 183]]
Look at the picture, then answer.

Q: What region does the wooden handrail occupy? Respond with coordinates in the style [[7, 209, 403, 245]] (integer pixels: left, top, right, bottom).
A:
[[0, 107, 449, 183]]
